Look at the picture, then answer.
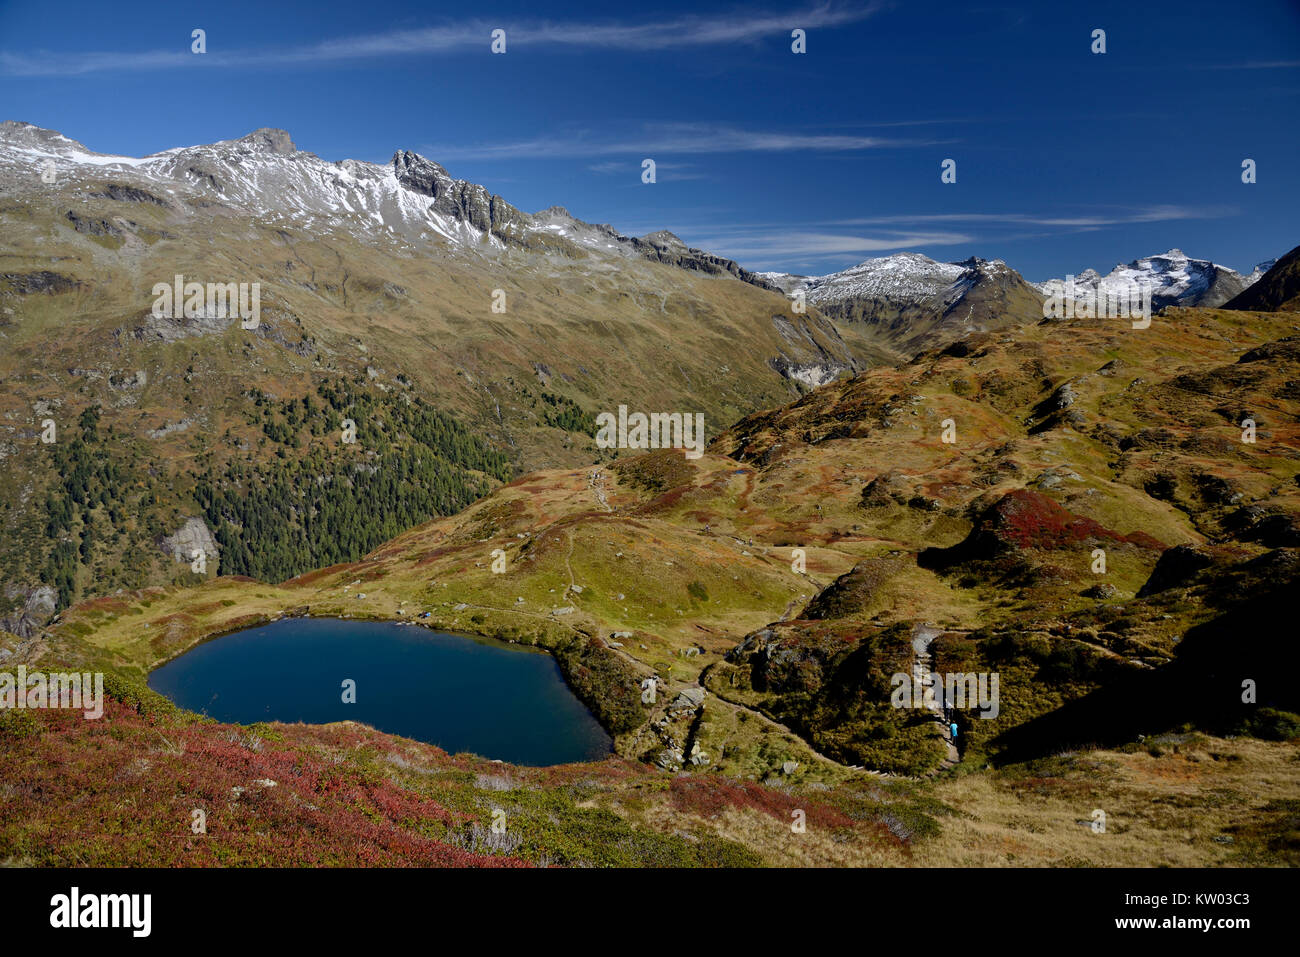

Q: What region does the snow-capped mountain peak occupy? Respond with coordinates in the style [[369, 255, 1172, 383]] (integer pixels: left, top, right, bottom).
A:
[[797, 252, 967, 304], [1036, 249, 1266, 310], [0, 122, 772, 287]]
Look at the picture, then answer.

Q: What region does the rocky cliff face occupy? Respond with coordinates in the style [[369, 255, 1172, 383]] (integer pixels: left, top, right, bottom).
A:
[[391, 150, 530, 238], [625, 231, 778, 290], [0, 583, 57, 639], [161, 517, 220, 569]]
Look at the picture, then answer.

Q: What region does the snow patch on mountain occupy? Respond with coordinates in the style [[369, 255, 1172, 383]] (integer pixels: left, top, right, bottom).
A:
[[796, 253, 967, 306], [770, 253, 1027, 313], [0, 122, 748, 277], [1249, 259, 1278, 282], [1036, 249, 1267, 310]]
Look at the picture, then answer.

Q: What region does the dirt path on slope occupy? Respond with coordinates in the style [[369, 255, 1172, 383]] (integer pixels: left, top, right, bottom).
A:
[[913, 623, 959, 769]]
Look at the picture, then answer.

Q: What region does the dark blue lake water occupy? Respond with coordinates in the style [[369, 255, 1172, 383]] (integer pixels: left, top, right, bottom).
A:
[[147, 617, 612, 765]]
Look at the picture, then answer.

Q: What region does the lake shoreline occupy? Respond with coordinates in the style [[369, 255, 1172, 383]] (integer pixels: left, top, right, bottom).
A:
[[147, 615, 614, 766]]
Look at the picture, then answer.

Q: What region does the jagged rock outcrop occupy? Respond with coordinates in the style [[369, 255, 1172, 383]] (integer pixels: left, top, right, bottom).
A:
[[65, 210, 122, 237], [0, 583, 57, 638], [0, 271, 81, 295], [392, 150, 528, 237], [626, 230, 777, 289], [91, 183, 169, 206]]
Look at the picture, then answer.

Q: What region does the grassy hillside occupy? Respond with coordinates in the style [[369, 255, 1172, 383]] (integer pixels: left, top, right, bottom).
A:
[[6, 299, 1297, 866], [0, 178, 876, 613]]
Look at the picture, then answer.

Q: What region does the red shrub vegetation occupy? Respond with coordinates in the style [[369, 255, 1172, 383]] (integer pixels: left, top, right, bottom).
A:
[[668, 775, 854, 831]]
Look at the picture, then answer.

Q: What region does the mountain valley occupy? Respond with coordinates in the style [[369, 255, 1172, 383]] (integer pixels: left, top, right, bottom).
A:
[[2, 123, 1298, 869]]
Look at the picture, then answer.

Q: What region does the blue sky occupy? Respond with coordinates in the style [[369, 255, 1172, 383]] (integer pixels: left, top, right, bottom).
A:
[[1, 0, 1296, 279]]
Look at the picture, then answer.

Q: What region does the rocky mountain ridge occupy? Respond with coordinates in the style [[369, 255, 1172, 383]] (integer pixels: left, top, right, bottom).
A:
[[0, 121, 772, 289]]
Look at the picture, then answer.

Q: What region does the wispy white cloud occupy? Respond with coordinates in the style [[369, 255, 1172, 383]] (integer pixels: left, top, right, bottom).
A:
[[0, 49, 196, 76], [424, 122, 939, 161], [0, 4, 881, 76], [660, 204, 1236, 271], [508, 2, 881, 50], [830, 205, 1236, 228], [587, 160, 709, 179], [688, 228, 977, 264]]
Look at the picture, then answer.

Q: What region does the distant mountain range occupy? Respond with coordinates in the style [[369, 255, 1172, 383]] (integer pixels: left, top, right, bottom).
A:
[[0, 121, 778, 288], [3, 122, 1299, 868], [0, 119, 1292, 614], [761, 248, 1275, 345], [0, 121, 860, 450], [1, 119, 1278, 365], [1034, 249, 1275, 311], [759, 254, 1046, 358]]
